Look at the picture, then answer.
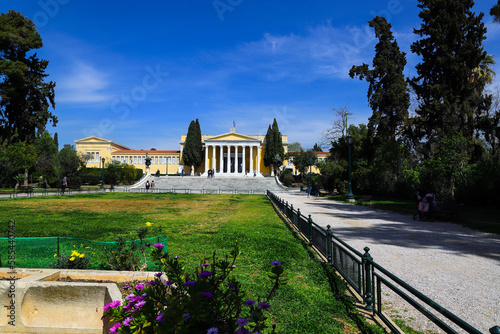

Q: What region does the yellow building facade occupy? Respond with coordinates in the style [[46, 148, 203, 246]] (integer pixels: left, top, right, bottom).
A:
[[75, 127, 327, 176]]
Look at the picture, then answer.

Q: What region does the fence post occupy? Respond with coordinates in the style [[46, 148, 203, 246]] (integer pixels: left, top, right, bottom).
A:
[[57, 237, 60, 257], [296, 208, 301, 228], [290, 204, 294, 222], [362, 246, 374, 312], [308, 215, 313, 245], [326, 225, 332, 264]]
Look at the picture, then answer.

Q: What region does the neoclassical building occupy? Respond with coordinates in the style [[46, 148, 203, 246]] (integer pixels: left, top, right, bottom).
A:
[[75, 127, 328, 176]]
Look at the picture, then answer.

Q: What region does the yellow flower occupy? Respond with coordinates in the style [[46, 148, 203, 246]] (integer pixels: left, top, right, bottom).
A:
[[85, 246, 90, 249], [79, 254, 85, 258], [71, 250, 80, 257], [54, 254, 58, 257], [69, 257, 75, 261], [146, 222, 153, 226]]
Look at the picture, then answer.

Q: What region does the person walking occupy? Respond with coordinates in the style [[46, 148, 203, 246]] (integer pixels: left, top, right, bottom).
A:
[[61, 176, 68, 194]]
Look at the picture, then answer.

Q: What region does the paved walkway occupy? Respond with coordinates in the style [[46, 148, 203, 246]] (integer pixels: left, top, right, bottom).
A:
[[273, 191, 500, 334]]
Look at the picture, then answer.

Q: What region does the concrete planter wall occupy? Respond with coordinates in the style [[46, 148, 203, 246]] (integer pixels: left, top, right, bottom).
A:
[[0, 268, 156, 334]]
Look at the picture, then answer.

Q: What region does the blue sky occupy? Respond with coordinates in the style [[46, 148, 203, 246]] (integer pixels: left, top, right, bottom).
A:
[[2, 1, 500, 151]]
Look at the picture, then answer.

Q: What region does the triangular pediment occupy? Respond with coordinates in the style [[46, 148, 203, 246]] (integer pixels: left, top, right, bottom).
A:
[[204, 132, 261, 142], [75, 136, 110, 143]]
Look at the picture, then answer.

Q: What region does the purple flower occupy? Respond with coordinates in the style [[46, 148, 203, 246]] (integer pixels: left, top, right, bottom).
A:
[[159, 252, 168, 259], [270, 260, 281, 266], [207, 327, 219, 334], [154, 272, 163, 278], [183, 280, 197, 287], [109, 322, 121, 334], [154, 243, 165, 249], [135, 283, 144, 291], [237, 318, 249, 327], [235, 329, 250, 334], [145, 243, 152, 247], [121, 285, 130, 290], [133, 299, 146, 311], [202, 263, 211, 267], [183, 312, 191, 322], [244, 300, 255, 307], [201, 291, 213, 299], [173, 255, 181, 259], [122, 316, 133, 327], [258, 301, 271, 310], [125, 293, 135, 300], [231, 265, 236, 268], [103, 300, 121, 312], [164, 280, 174, 286], [156, 313, 165, 322], [198, 271, 213, 279]]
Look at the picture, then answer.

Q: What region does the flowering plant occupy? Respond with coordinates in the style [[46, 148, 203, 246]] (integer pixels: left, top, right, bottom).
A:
[[51, 249, 91, 269], [104, 243, 287, 333]]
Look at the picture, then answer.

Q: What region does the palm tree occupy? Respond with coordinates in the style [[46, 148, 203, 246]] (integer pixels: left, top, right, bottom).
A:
[[492, 1, 500, 23], [471, 54, 496, 86]]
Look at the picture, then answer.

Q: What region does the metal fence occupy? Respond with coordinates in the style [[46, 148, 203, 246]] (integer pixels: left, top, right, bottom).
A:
[[267, 190, 498, 334]]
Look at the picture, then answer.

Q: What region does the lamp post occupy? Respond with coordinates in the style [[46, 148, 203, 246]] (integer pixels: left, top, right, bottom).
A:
[[345, 134, 354, 202], [100, 157, 105, 189]]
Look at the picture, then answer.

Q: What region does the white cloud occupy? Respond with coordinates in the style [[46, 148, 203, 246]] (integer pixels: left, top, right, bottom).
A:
[[56, 62, 113, 104]]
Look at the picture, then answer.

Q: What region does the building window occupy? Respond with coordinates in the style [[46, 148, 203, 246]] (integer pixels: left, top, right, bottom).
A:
[[160, 157, 163, 164], [134, 156, 137, 164], [96, 152, 99, 162], [155, 157, 158, 164]]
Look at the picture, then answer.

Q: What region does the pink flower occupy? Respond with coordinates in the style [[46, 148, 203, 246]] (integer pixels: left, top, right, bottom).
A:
[[109, 322, 121, 333], [103, 300, 121, 312]]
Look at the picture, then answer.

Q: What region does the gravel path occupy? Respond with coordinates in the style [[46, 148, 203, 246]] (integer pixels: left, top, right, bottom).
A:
[[274, 192, 500, 334]]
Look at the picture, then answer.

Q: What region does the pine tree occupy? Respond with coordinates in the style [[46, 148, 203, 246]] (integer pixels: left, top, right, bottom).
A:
[[263, 125, 273, 168], [350, 16, 409, 142], [409, 0, 490, 149], [0, 10, 56, 145], [182, 119, 203, 175], [264, 119, 284, 175]]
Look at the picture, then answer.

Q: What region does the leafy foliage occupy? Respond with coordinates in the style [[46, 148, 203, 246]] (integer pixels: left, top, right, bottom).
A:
[[0, 10, 56, 145]]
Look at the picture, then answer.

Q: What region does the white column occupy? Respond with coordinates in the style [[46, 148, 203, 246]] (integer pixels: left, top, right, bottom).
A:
[[249, 146, 253, 174], [242, 145, 246, 175], [230, 145, 235, 174], [204, 144, 209, 174], [219, 145, 223, 173], [257, 145, 261, 175], [225, 145, 229, 174], [212, 144, 216, 171]]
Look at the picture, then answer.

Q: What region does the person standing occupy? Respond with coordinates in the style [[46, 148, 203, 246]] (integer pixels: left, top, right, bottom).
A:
[[61, 176, 68, 194], [146, 180, 150, 191]]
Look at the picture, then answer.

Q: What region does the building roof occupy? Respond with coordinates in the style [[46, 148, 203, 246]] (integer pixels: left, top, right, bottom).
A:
[[113, 150, 180, 154]]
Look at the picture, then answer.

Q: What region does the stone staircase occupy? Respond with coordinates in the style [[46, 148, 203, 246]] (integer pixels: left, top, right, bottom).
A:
[[127, 175, 285, 193]]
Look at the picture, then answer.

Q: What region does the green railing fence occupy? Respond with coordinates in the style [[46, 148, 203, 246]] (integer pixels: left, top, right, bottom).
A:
[[267, 190, 499, 334], [0, 235, 167, 270]]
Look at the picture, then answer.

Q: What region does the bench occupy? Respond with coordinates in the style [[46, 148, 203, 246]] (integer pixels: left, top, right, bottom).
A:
[[17, 186, 34, 193]]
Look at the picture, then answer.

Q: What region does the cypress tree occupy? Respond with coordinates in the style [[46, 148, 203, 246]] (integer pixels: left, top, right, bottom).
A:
[[182, 119, 203, 175], [409, 0, 490, 149], [263, 125, 273, 168]]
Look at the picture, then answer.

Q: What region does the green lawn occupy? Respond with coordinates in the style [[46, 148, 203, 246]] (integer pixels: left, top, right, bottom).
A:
[[0, 193, 383, 334]]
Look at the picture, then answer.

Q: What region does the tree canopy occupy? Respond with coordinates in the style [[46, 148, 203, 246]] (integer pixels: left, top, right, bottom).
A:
[[409, 0, 490, 148], [492, 0, 500, 23], [0, 10, 56, 146], [349, 16, 409, 143], [182, 119, 203, 174]]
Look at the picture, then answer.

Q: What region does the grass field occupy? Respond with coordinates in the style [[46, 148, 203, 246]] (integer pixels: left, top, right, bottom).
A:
[[0, 193, 383, 334]]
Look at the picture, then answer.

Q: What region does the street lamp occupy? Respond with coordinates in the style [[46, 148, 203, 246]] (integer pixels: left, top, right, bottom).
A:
[[345, 135, 354, 202], [100, 157, 105, 189]]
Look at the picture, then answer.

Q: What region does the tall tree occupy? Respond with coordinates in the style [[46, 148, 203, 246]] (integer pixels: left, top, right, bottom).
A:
[[320, 105, 352, 147], [0, 10, 56, 145], [408, 0, 490, 149], [349, 16, 409, 142], [182, 119, 203, 175], [492, 0, 500, 23], [264, 118, 285, 175], [288, 142, 303, 152]]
